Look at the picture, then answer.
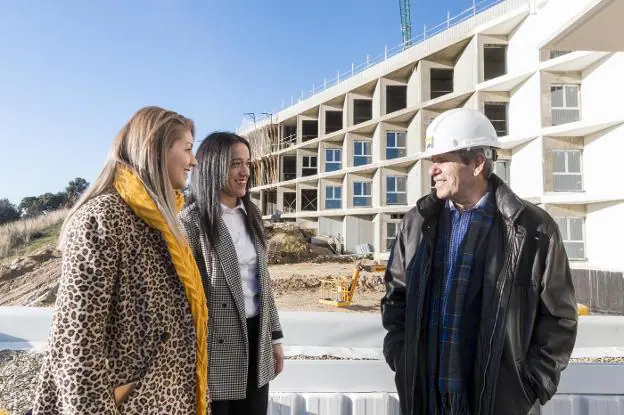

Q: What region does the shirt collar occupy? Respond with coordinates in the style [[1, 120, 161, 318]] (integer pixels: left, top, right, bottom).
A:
[[447, 183, 493, 214], [220, 200, 247, 215]]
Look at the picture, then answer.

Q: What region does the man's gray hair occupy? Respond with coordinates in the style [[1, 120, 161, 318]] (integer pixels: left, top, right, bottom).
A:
[[456, 148, 496, 178]]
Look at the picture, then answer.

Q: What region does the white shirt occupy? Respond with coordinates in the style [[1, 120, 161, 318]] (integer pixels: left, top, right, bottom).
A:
[[220, 202, 259, 318]]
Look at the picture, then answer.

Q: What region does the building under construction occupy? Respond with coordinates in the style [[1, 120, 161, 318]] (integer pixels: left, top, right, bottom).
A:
[[239, 0, 624, 308]]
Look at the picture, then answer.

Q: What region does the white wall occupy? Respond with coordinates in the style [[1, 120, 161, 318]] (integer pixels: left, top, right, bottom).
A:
[[373, 80, 383, 119], [508, 72, 542, 137], [372, 169, 382, 208], [506, 0, 590, 73], [372, 214, 382, 257], [462, 92, 479, 110], [407, 162, 430, 206], [586, 202, 624, 271], [454, 36, 478, 92], [510, 136, 543, 198], [581, 53, 624, 122], [407, 113, 422, 156], [583, 125, 624, 199], [371, 124, 382, 164], [319, 216, 344, 239], [344, 216, 375, 254], [407, 63, 421, 108]]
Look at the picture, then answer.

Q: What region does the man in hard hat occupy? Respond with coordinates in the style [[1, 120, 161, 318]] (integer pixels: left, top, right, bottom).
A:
[[381, 108, 577, 415]]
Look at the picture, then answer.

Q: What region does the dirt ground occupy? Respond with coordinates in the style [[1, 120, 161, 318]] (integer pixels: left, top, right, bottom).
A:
[[0, 248, 61, 307], [0, 248, 385, 312], [269, 262, 384, 313]]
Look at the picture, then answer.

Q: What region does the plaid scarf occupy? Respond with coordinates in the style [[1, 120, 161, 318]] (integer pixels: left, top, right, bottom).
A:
[[426, 189, 495, 414]]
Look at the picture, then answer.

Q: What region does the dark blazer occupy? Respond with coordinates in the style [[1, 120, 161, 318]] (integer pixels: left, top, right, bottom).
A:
[[179, 202, 283, 401]]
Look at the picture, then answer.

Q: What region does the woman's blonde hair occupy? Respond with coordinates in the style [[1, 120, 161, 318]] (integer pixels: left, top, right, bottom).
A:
[[59, 106, 195, 249]]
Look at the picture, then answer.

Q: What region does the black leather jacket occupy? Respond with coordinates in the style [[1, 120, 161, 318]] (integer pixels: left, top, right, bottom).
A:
[[381, 175, 578, 415]]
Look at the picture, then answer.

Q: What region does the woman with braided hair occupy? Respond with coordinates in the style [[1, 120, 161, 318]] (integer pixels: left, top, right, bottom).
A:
[[31, 106, 211, 414]]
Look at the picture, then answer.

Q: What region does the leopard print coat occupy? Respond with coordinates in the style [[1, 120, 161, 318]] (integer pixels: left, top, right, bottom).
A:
[[32, 191, 210, 414]]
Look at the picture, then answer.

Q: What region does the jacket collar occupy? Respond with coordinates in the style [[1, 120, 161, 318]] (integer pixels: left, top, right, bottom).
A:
[[417, 174, 524, 223]]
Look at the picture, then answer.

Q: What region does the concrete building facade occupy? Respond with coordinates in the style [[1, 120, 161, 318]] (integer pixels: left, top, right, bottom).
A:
[[239, 0, 624, 310]]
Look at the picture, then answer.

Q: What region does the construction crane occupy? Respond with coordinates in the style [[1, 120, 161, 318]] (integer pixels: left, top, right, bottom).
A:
[[399, 0, 412, 48]]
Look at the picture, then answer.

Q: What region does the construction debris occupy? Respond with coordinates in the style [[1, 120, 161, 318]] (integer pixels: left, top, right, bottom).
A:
[[265, 222, 339, 264]]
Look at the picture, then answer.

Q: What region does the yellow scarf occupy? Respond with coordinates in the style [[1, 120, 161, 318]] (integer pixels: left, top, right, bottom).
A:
[[114, 165, 208, 415]]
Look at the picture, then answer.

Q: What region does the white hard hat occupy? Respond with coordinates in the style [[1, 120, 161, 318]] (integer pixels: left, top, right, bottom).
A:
[[419, 108, 501, 160]]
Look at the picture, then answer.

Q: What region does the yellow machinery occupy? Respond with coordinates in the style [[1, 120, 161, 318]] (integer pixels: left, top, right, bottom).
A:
[[319, 262, 386, 307], [318, 261, 592, 314], [577, 303, 590, 316]]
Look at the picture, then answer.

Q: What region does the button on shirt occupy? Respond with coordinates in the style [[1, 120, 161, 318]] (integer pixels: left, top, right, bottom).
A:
[[220, 202, 259, 318]]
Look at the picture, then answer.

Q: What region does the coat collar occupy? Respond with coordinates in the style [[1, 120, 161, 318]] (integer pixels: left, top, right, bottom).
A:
[[417, 174, 524, 224], [183, 201, 268, 331]]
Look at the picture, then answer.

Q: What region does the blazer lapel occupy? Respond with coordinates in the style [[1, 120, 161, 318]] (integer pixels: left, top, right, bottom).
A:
[[214, 218, 247, 328]]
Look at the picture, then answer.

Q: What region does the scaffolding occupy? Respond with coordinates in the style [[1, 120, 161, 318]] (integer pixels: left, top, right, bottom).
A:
[[242, 119, 305, 187]]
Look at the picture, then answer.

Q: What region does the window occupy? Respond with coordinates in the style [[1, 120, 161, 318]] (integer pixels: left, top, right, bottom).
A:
[[263, 190, 278, 216], [282, 125, 297, 149], [353, 99, 372, 125], [301, 120, 318, 141], [353, 141, 372, 166], [283, 193, 296, 213], [555, 217, 585, 260], [494, 160, 510, 183], [302, 156, 317, 177], [553, 150, 583, 191], [386, 214, 404, 251], [386, 132, 407, 159], [483, 44, 507, 81], [353, 181, 372, 207], [551, 85, 580, 125], [386, 176, 407, 205], [386, 85, 407, 114], [282, 156, 297, 181], [430, 68, 454, 99], [325, 185, 342, 209], [325, 149, 342, 172], [301, 189, 317, 211], [386, 222, 398, 252], [325, 111, 343, 133], [484, 103, 508, 136]]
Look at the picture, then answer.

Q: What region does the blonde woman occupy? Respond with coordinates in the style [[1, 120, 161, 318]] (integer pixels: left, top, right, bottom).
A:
[[31, 106, 210, 414]]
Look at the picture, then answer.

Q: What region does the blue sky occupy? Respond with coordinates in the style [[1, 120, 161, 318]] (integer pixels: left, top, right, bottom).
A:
[[0, 0, 472, 205]]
